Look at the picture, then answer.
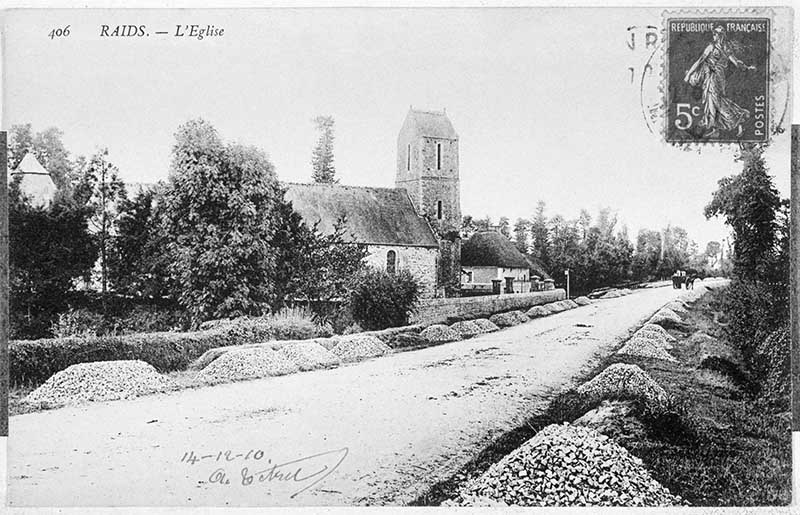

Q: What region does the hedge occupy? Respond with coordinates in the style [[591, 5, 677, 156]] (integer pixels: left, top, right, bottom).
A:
[[10, 321, 276, 387]]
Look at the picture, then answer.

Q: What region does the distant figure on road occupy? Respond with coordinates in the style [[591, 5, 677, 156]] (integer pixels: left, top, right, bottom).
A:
[[672, 273, 683, 289], [685, 275, 696, 290]]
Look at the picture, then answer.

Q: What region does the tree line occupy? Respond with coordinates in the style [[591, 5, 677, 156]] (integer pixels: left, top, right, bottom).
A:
[[9, 118, 364, 338], [462, 203, 726, 295]]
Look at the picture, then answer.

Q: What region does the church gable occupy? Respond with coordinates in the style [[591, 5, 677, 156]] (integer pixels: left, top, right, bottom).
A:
[[282, 182, 438, 248]]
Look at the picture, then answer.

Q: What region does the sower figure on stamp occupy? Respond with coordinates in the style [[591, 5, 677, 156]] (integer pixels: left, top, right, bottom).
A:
[[683, 25, 756, 139]]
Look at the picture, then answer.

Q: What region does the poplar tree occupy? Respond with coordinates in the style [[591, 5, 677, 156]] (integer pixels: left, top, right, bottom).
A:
[[311, 115, 337, 183]]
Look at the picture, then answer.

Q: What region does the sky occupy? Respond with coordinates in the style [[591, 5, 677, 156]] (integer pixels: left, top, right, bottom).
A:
[[2, 7, 793, 250]]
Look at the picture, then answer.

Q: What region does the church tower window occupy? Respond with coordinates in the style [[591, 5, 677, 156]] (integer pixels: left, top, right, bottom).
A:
[[437, 200, 443, 220], [386, 250, 397, 274], [407, 144, 411, 171], [437, 143, 442, 170]]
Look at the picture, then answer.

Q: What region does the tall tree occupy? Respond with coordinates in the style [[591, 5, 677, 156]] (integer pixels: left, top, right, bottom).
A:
[[705, 146, 781, 280], [162, 119, 284, 324], [109, 186, 173, 298], [530, 200, 550, 268], [512, 217, 530, 254], [311, 115, 337, 183], [80, 149, 127, 293]]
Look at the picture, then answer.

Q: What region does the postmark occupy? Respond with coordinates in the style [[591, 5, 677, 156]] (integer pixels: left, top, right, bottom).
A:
[[665, 17, 769, 144]]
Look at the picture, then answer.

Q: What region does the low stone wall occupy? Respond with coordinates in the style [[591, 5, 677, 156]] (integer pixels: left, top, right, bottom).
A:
[[410, 289, 566, 326]]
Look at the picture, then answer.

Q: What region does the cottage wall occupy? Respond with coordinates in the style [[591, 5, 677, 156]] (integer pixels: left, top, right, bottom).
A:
[[364, 244, 438, 298], [410, 289, 566, 325], [463, 266, 533, 293]]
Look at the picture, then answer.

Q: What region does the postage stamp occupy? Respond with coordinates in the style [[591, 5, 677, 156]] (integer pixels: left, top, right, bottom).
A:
[[665, 17, 770, 144]]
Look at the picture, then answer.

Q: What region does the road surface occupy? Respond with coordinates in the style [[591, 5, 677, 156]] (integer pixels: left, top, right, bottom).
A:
[[9, 285, 683, 506]]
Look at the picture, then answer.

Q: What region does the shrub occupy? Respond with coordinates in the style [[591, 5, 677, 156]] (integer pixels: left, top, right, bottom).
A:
[[346, 269, 420, 331], [266, 305, 320, 341], [718, 280, 789, 363], [753, 326, 790, 410]]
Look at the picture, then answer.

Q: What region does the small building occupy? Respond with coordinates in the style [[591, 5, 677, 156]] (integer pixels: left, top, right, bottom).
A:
[[460, 231, 551, 295], [9, 153, 56, 207]]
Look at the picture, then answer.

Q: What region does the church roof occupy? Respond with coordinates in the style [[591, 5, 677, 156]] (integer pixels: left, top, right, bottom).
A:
[[405, 109, 458, 139], [10, 153, 56, 207], [283, 182, 439, 248], [462, 231, 546, 273]]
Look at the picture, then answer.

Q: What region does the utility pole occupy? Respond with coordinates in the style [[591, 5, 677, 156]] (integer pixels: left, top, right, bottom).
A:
[[565, 269, 570, 299]]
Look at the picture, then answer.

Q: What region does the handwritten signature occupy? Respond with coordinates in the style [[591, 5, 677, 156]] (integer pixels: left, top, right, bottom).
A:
[[205, 447, 348, 498]]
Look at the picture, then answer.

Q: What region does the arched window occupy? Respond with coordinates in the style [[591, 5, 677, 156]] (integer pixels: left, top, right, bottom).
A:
[[437, 142, 442, 170], [437, 200, 443, 220], [407, 143, 411, 171], [386, 250, 397, 274]]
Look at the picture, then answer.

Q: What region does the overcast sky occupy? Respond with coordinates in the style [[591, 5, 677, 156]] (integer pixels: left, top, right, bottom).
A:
[[2, 7, 793, 249]]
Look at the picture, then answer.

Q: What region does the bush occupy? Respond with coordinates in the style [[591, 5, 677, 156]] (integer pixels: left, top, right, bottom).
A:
[[266, 306, 321, 341], [718, 279, 789, 366], [346, 269, 420, 331], [753, 326, 790, 410]]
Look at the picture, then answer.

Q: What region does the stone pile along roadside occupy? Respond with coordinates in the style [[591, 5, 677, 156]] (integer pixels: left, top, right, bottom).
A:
[[449, 320, 482, 339], [198, 347, 299, 383], [448, 423, 682, 507], [276, 341, 341, 371], [472, 318, 500, 333], [329, 334, 391, 362], [26, 360, 175, 406], [420, 324, 460, 343], [526, 306, 550, 318], [648, 307, 684, 328], [599, 288, 632, 300], [576, 363, 668, 409], [616, 335, 677, 363]]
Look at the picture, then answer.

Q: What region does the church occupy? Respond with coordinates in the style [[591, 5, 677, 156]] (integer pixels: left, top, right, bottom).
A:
[[284, 108, 462, 298]]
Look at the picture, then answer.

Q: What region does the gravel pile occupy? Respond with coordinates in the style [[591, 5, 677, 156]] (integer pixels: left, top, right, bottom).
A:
[[576, 363, 668, 409], [420, 324, 460, 343], [198, 347, 299, 382], [600, 290, 624, 299], [638, 324, 677, 343], [575, 296, 592, 306], [453, 424, 681, 507], [489, 311, 525, 328], [473, 318, 500, 333], [631, 330, 674, 350], [648, 308, 683, 327], [277, 341, 341, 371], [526, 306, 550, 318], [616, 335, 677, 362], [26, 360, 175, 406], [450, 320, 481, 339], [330, 334, 391, 362], [511, 310, 530, 324], [545, 302, 567, 313], [563, 299, 580, 309], [665, 302, 688, 314]]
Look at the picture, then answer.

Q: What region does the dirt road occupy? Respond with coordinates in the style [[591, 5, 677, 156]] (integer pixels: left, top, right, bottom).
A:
[[9, 285, 683, 507]]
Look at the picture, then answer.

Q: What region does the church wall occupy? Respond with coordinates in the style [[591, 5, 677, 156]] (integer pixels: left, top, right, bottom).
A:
[[364, 244, 439, 298]]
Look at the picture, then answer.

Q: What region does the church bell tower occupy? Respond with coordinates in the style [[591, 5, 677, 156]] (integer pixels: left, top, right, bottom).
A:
[[396, 107, 462, 296]]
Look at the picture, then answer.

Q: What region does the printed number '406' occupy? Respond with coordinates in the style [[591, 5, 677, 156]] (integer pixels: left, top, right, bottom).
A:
[[49, 25, 71, 39], [675, 103, 701, 130]]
